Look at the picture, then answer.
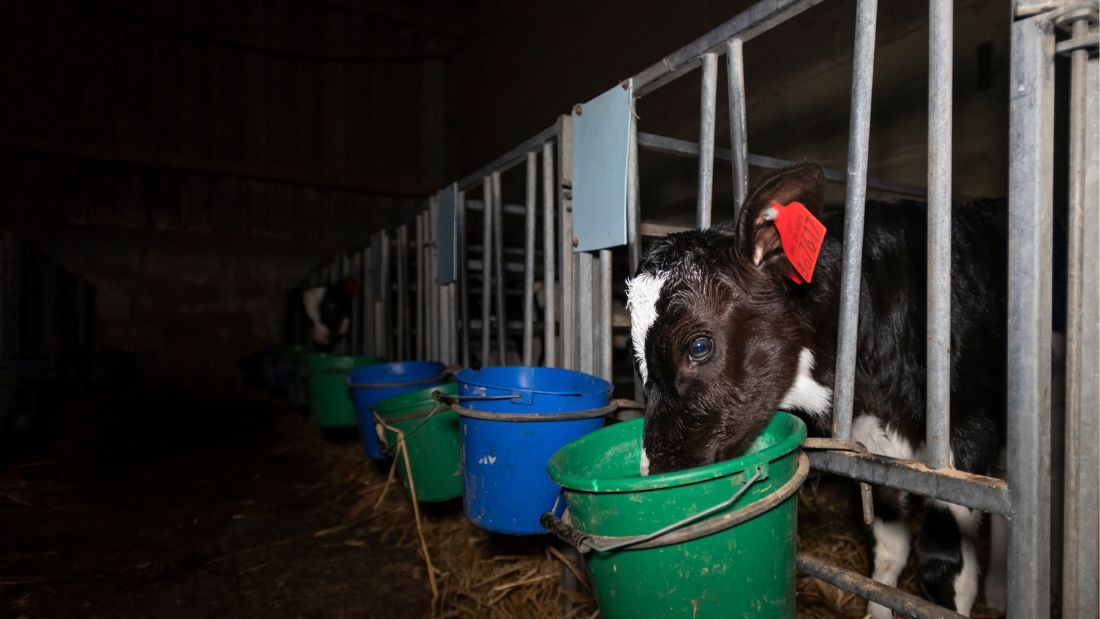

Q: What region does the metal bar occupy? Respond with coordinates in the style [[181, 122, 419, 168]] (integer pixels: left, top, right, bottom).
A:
[[349, 252, 360, 354], [523, 152, 537, 365], [627, 101, 642, 273], [464, 200, 529, 216], [807, 449, 1011, 515], [467, 260, 527, 274], [797, 554, 965, 619], [640, 221, 694, 237], [457, 123, 559, 191], [542, 141, 557, 368], [397, 225, 408, 360], [458, 192, 470, 368], [429, 200, 439, 361], [1062, 17, 1099, 619], [925, 0, 953, 470], [492, 171, 507, 365], [416, 214, 425, 359], [481, 177, 493, 366], [599, 249, 613, 382], [380, 230, 391, 359], [559, 115, 576, 370], [636, 131, 927, 199], [631, 0, 825, 97], [577, 251, 594, 375], [1007, 13, 1055, 619], [697, 52, 718, 230], [831, 0, 878, 441], [364, 244, 375, 357], [726, 38, 750, 216]]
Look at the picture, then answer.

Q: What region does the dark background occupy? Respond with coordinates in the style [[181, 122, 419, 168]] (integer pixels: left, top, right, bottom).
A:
[[1, 0, 1008, 397]]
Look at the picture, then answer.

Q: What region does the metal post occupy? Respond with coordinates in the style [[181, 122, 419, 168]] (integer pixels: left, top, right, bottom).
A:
[[416, 214, 425, 359], [1062, 16, 1099, 618], [542, 141, 557, 368], [697, 52, 718, 230], [577, 251, 594, 375], [492, 171, 507, 365], [397, 225, 408, 360], [523, 152, 537, 365], [429, 199, 440, 361], [626, 99, 642, 274], [559, 116, 575, 370], [364, 244, 375, 357], [599, 249, 613, 382], [380, 230, 391, 359], [831, 0, 878, 441], [1007, 12, 1054, 619], [926, 0, 953, 470], [481, 176, 493, 366], [726, 38, 750, 216], [458, 191, 470, 368]]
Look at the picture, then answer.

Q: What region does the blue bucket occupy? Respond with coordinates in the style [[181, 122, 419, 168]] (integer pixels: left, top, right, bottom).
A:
[[454, 366, 611, 535], [349, 361, 447, 460]]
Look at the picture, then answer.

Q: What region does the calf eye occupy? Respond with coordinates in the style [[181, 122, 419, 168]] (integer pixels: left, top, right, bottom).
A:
[[688, 336, 713, 362]]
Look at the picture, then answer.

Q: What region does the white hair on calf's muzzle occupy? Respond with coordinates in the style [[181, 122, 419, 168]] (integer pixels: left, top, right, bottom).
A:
[[625, 271, 667, 384]]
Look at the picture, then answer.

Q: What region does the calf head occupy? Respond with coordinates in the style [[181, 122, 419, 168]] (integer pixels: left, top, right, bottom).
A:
[[628, 163, 826, 474]]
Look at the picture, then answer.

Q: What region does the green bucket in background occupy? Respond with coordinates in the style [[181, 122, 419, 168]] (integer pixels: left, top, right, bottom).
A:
[[373, 381, 462, 503], [546, 412, 808, 619], [306, 353, 383, 427]]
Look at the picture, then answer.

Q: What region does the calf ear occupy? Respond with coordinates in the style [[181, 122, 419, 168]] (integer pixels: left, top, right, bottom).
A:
[[733, 162, 825, 270]]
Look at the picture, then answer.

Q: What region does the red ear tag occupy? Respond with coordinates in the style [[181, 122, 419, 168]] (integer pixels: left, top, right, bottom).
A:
[[770, 201, 826, 283]]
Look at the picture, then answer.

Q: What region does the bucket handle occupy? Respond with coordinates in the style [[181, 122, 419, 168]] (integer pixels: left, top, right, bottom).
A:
[[542, 451, 810, 553], [347, 372, 449, 390], [434, 394, 642, 423]]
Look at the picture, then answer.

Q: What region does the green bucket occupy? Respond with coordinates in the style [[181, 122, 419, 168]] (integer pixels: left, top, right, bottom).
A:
[[373, 382, 462, 503], [306, 353, 383, 427], [546, 412, 808, 619]]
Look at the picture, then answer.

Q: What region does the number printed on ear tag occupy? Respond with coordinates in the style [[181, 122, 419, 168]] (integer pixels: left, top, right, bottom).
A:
[[771, 201, 826, 283]]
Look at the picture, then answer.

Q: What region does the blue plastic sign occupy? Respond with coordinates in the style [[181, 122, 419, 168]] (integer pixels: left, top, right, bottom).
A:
[[572, 80, 633, 252]]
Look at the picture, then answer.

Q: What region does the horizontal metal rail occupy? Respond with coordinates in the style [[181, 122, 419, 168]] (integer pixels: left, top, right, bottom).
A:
[[807, 449, 1011, 516], [797, 554, 966, 619], [464, 200, 529, 215], [632, 0, 826, 97], [637, 131, 927, 198]]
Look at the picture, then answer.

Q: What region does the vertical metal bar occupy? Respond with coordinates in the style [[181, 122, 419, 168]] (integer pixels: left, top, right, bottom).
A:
[[364, 244, 375, 357], [626, 99, 643, 401], [697, 52, 718, 230], [925, 0, 953, 470], [416, 214, 425, 359], [397, 225, 408, 360], [577, 251, 594, 375], [1062, 18, 1099, 619], [599, 249, 613, 382], [492, 171, 507, 365], [380, 230, 391, 359], [1007, 13, 1054, 619], [726, 38, 750, 216], [830, 0, 878, 441], [542, 141, 557, 368], [523, 152, 537, 365], [457, 191, 470, 368], [559, 116, 576, 370], [481, 176, 493, 366], [429, 199, 440, 361]]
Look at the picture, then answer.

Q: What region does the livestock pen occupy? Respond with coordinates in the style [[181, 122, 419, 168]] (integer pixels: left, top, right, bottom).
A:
[[287, 1, 1098, 617]]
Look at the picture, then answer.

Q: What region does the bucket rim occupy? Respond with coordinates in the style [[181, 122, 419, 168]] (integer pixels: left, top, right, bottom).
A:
[[548, 411, 806, 493], [454, 366, 612, 397], [373, 383, 459, 417]]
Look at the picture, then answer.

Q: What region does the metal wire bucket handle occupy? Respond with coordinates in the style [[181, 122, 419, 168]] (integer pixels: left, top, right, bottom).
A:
[[542, 451, 810, 553], [433, 393, 643, 423]]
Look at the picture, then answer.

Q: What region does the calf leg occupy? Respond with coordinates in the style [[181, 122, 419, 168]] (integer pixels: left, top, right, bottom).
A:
[[917, 501, 981, 616], [868, 489, 911, 619]]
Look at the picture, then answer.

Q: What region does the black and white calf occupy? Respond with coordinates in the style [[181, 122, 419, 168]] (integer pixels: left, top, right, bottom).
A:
[[301, 279, 359, 351], [626, 163, 1007, 616]]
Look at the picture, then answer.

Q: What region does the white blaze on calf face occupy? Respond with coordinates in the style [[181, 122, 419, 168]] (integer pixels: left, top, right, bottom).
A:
[[302, 286, 329, 345], [625, 271, 668, 384]]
